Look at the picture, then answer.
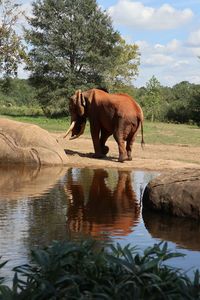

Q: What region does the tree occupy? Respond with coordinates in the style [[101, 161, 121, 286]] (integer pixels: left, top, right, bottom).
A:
[[25, 0, 140, 116], [140, 75, 163, 122], [0, 0, 26, 83], [165, 81, 199, 124], [105, 37, 140, 89]]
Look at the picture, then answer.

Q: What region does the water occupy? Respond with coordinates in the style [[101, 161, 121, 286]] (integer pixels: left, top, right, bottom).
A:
[[0, 165, 200, 283]]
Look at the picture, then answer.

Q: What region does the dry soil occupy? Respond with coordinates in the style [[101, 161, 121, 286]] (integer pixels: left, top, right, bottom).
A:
[[56, 134, 200, 171]]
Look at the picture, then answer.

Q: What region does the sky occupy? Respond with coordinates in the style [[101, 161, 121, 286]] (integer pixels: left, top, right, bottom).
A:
[[19, 0, 200, 87]]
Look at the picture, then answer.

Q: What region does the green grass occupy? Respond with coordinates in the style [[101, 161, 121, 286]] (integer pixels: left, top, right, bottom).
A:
[[1, 115, 200, 146], [143, 122, 200, 146]]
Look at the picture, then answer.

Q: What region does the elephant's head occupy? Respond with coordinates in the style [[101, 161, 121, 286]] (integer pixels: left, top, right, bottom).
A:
[[64, 90, 87, 139]]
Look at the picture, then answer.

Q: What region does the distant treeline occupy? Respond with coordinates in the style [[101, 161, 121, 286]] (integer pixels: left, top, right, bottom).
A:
[[0, 77, 199, 126]]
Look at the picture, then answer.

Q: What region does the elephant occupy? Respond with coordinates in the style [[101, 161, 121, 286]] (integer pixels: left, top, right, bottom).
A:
[[64, 168, 140, 240], [64, 88, 144, 162]]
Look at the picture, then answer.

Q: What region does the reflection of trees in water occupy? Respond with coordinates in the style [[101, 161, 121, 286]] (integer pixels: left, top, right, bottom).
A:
[[65, 168, 140, 240], [0, 166, 68, 258], [0, 166, 68, 278], [143, 209, 200, 251], [24, 185, 68, 249]]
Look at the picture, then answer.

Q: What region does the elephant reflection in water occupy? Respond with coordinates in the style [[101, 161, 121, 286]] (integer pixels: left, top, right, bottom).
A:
[[64, 169, 140, 239]]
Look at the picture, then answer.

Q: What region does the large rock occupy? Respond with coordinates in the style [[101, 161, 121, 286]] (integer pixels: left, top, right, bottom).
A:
[[142, 170, 200, 219], [0, 118, 68, 165]]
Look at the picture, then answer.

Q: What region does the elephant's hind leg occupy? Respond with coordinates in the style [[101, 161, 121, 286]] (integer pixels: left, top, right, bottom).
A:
[[100, 129, 111, 156], [113, 119, 129, 162], [126, 126, 137, 160], [113, 134, 127, 162], [126, 135, 135, 161]]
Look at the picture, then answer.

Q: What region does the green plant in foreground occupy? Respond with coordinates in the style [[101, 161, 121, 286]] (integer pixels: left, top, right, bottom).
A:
[[0, 241, 200, 299]]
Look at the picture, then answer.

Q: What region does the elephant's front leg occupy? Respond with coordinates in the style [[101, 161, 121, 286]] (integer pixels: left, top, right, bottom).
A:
[[90, 121, 104, 158]]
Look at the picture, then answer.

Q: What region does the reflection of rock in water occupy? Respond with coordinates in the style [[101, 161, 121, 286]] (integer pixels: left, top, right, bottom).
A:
[[143, 209, 200, 251], [65, 169, 140, 240], [0, 165, 66, 200]]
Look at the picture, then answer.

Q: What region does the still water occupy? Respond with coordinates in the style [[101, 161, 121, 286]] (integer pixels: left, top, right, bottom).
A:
[[0, 165, 200, 282]]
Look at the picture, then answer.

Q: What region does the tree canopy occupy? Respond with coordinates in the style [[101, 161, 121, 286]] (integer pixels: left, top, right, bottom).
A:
[[25, 0, 140, 116], [0, 0, 26, 78]]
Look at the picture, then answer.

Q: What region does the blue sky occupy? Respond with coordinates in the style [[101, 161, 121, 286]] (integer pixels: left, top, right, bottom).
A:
[[19, 0, 200, 87]]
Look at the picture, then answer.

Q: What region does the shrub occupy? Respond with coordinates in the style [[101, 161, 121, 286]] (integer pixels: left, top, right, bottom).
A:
[[0, 105, 44, 117], [0, 241, 200, 299]]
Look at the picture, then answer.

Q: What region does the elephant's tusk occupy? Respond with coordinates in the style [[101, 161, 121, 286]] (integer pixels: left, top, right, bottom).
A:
[[63, 121, 76, 138], [69, 122, 86, 140]]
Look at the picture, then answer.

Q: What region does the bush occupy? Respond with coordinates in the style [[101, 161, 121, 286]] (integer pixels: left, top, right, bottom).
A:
[[0, 240, 200, 299], [0, 105, 44, 117]]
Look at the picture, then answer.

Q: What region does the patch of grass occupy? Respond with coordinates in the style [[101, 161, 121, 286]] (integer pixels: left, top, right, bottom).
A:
[[0, 240, 199, 299], [0, 115, 70, 132], [140, 121, 200, 146], [1, 115, 200, 146]]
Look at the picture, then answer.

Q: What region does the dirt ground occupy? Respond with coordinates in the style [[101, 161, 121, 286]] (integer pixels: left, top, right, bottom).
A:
[[56, 134, 200, 171]]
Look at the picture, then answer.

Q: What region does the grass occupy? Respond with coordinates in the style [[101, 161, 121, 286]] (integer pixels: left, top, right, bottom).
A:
[[143, 122, 200, 146], [0, 240, 200, 299], [1, 115, 200, 147]]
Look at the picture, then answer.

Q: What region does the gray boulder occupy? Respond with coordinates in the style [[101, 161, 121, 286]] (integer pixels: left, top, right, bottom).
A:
[[0, 118, 68, 165], [142, 169, 200, 219]]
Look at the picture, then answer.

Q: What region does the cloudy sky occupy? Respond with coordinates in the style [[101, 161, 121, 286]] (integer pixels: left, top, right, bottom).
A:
[[20, 0, 200, 87]]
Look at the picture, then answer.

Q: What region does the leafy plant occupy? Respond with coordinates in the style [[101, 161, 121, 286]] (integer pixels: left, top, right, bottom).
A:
[[0, 240, 200, 299]]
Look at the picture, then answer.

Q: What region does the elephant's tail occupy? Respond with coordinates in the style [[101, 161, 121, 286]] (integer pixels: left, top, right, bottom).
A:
[[140, 120, 145, 149], [137, 116, 145, 149]]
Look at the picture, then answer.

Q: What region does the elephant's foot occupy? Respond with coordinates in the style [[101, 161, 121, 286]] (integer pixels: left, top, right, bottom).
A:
[[102, 145, 109, 155], [118, 154, 128, 163], [92, 153, 105, 159], [127, 155, 132, 161], [126, 151, 132, 161]]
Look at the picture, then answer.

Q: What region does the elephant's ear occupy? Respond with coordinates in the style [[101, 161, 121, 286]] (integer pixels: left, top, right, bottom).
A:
[[75, 90, 85, 116]]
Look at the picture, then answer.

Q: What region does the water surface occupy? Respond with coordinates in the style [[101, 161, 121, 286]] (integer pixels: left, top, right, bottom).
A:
[[0, 165, 200, 282]]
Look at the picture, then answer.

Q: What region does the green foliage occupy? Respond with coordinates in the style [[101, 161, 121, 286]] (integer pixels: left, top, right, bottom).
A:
[[162, 81, 200, 125], [135, 79, 200, 126], [105, 37, 140, 88], [138, 75, 163, 122], [0, 0, 27, 78], [0, 78, 43, 116], [0, 105, 43, 117], [25, 0, 140, 116], [0, 241, 200, 299]]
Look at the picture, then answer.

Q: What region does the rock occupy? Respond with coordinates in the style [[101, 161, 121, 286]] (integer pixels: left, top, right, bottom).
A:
[[0, 118, 68, 165], [142, 169, 200, 219]]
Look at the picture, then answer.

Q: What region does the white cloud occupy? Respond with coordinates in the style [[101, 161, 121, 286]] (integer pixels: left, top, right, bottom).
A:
[[190, 47, 200, 56], [173, 60, 189, 68], [143, 53, 174, 66], [166, 39, 181, 52], [108, 0, 193, 30], [188, 28, 200, 47], [133, 37, 200, 87]]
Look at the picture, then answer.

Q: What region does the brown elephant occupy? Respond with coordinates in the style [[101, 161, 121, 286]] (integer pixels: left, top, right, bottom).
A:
[[64, 88, 144, 162], [64, 169, 140, 240]]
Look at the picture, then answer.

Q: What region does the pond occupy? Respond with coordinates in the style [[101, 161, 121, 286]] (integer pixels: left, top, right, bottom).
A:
[[0, 165, 200, 283]]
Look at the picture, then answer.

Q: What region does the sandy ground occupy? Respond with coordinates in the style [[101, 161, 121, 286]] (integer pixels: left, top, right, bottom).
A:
[[56, 134, 200, 171]]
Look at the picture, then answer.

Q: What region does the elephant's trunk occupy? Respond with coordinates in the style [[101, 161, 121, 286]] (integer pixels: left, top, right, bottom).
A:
[[69, 122, 86, 140], [63, 121, 76, 138]]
